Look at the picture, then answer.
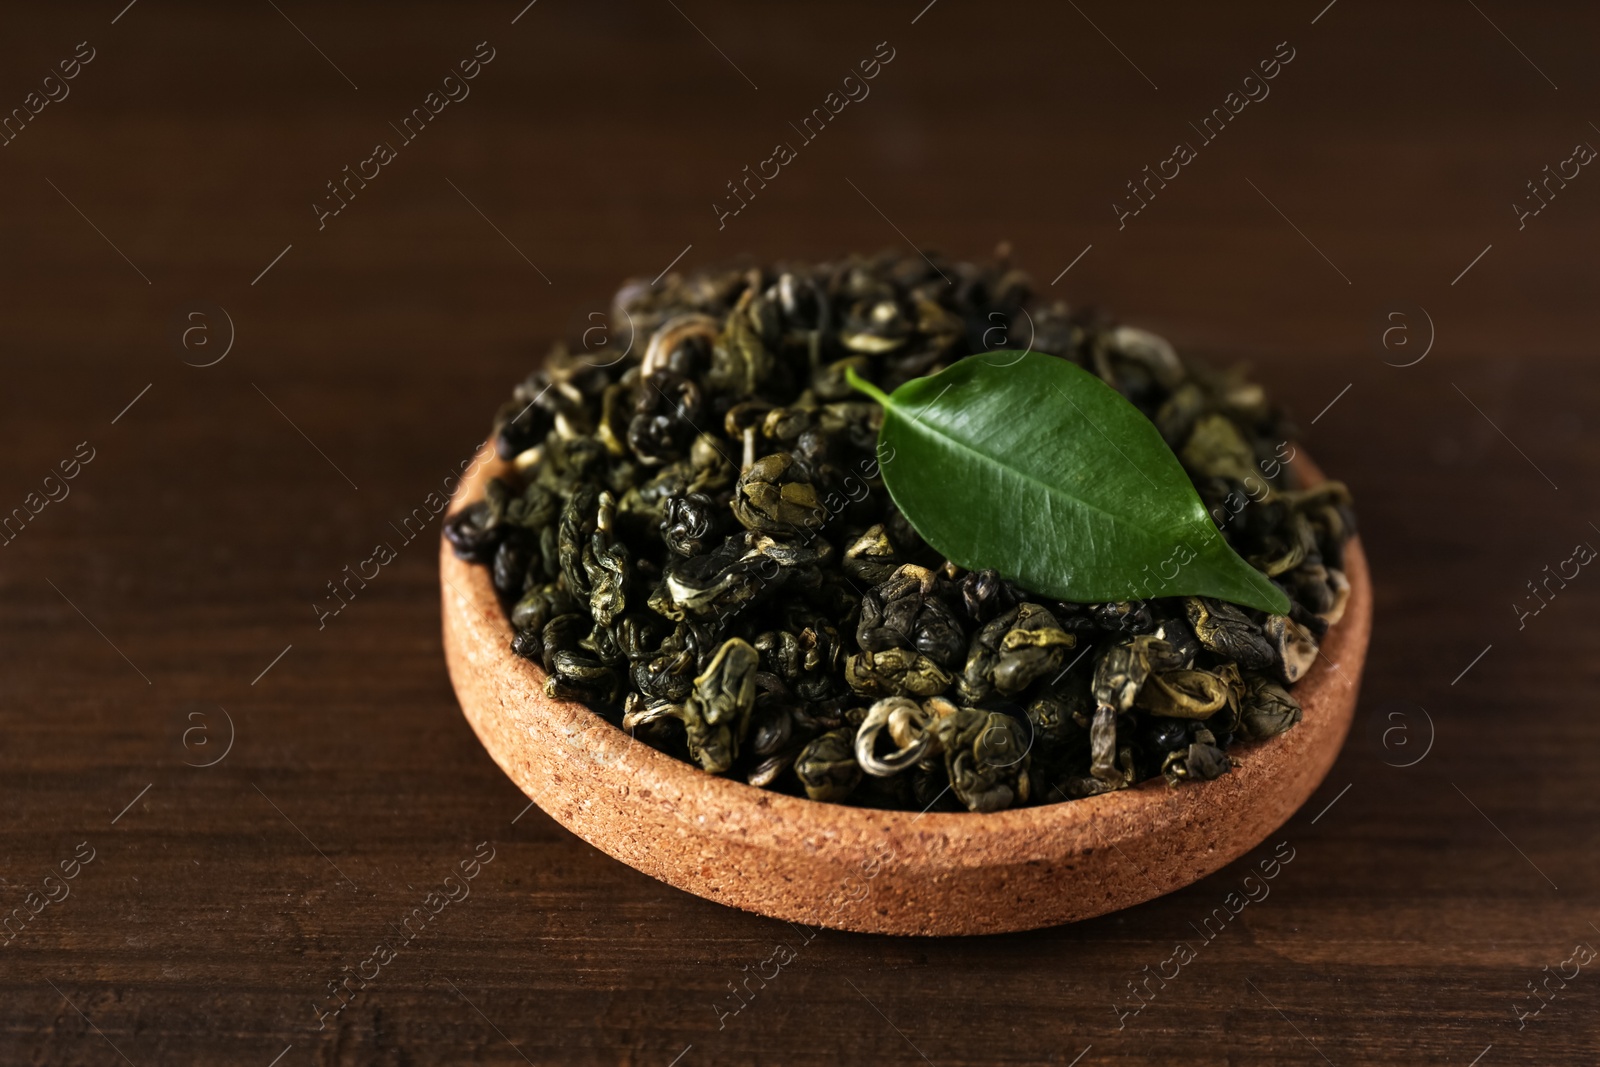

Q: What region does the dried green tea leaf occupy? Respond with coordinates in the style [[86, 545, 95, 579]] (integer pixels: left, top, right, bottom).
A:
[[452, 252, 1356, 811]]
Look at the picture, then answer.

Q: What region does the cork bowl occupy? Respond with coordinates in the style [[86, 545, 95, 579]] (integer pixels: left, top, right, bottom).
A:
[[441, 452, 1370, 936]]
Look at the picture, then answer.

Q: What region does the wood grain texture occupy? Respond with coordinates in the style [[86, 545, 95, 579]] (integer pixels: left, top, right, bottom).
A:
[[1, 1, 1597, 1063]]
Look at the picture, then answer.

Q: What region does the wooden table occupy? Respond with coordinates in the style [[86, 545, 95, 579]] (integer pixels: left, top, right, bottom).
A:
[[3, 1, 1596, 1063]]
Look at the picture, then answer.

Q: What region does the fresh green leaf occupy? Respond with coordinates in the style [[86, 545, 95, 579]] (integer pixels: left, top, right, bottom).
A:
[[846, 352, 1291, 614]]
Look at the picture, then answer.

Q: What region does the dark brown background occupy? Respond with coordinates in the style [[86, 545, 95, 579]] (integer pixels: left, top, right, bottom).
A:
[[3, 1, 1597, 1064]]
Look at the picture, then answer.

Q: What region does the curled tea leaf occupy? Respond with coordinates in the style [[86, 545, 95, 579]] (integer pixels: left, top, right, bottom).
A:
[[1239, 674, 1302, 740], [844, 648, 953, 699], [932, 706, 1031, 812], [795, 728, 862, 801], [1162, 725, 1232, 785], [677, 637, 759, 772], [855, 696, 936, 777], [1135, 668, 1234, 720]]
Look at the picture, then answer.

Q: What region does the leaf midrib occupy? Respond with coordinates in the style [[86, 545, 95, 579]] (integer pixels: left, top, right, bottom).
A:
[[888, 400, 1188, 541]]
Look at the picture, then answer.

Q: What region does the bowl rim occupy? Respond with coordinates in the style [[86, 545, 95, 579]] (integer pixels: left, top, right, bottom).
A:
[[442, 446, 1369, 866]]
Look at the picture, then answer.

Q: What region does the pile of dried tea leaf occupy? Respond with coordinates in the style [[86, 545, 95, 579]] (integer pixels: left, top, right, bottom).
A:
[[445, 251, 1356, 812]]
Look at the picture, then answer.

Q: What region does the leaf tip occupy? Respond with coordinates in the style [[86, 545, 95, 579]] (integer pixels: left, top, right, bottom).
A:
[[1250, 576, 1293, 616]]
